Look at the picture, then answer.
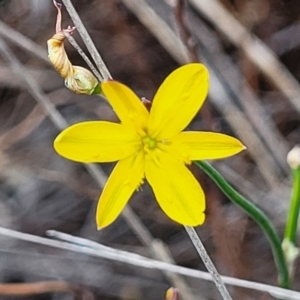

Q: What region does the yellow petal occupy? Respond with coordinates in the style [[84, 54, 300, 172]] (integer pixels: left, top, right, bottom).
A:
[[169, 131, 246, 161], [145, 150, 205, 226], [148, 64, 209, 139], [96, 151, 145, 229], [54, 121, 140, 163], [101, 80, 149, 131]]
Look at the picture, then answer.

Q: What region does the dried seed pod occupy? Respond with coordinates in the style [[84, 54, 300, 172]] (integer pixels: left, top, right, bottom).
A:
[[47, 1, 100, 95]]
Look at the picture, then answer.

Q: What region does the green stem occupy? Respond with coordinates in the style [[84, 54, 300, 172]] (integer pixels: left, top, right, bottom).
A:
[[284, 168, 300, 244], [92, 82, 102, 95], [195, 160, 290, 288]]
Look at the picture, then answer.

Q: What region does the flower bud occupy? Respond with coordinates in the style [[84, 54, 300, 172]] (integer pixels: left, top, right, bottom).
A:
[[282, 238, 299, 277], [64, 65, 100, 95], [287, 145, 300, 170], [165, 288, 179, 300], [47, 1, 100, 95]]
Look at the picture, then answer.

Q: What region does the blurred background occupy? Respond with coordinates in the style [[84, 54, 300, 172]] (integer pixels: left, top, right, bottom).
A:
[[0, 0, 299, 299]]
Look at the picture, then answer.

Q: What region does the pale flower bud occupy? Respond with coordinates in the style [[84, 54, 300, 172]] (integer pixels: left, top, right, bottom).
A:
[[287, 145, 300, 169], [47, 1, 100, 95], [65, 65, 100, 95]]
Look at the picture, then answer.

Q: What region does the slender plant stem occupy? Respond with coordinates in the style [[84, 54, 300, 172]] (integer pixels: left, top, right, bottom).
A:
[[184, 226, 233, 300], [195, 160, 290, 288], [61, 0, 112, 80], [282, 148, 300, 281], [284, 168, 300, 244], [64, 31, 102, 82]]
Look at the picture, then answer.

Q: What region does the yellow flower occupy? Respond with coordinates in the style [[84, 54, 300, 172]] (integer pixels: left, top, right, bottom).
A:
[[54, 64, 245, 229]]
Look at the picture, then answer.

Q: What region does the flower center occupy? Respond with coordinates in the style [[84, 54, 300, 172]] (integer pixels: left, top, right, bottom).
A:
[[142, 136, 157, 152]]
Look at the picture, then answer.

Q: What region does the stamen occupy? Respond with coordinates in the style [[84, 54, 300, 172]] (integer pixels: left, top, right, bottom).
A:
[[142, 136, 157, 150]]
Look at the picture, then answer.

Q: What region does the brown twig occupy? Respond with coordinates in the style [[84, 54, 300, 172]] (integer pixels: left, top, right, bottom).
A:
[[188, 0, 300, 115], [173, 0, 198, 62], [0, 20, 48, 63], [172, 0, 217, 132], [268, 21, 300, 56], [120, 0, 190, 64], [0, 105, 44, 151], [0, 281, 93, 300]]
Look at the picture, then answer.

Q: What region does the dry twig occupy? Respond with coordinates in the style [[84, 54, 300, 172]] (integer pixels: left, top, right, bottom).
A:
[[0, 226, 300, 300], [188, 0, 300, 115], [0, 281, 93, 300], [61, 0, 111, 80], [173, 0, 198, 62]]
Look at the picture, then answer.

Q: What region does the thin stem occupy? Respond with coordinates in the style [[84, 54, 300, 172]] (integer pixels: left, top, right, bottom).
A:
[[195, 160, 290, 288], [283, 148, 300, 281], [284, 168, 300, 244], [184, 226, 233, 300], [173, 0, 199, 62], [64, 31, 102, 82], [120, 0, 190, 64], [61, 0, 112, 80]]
